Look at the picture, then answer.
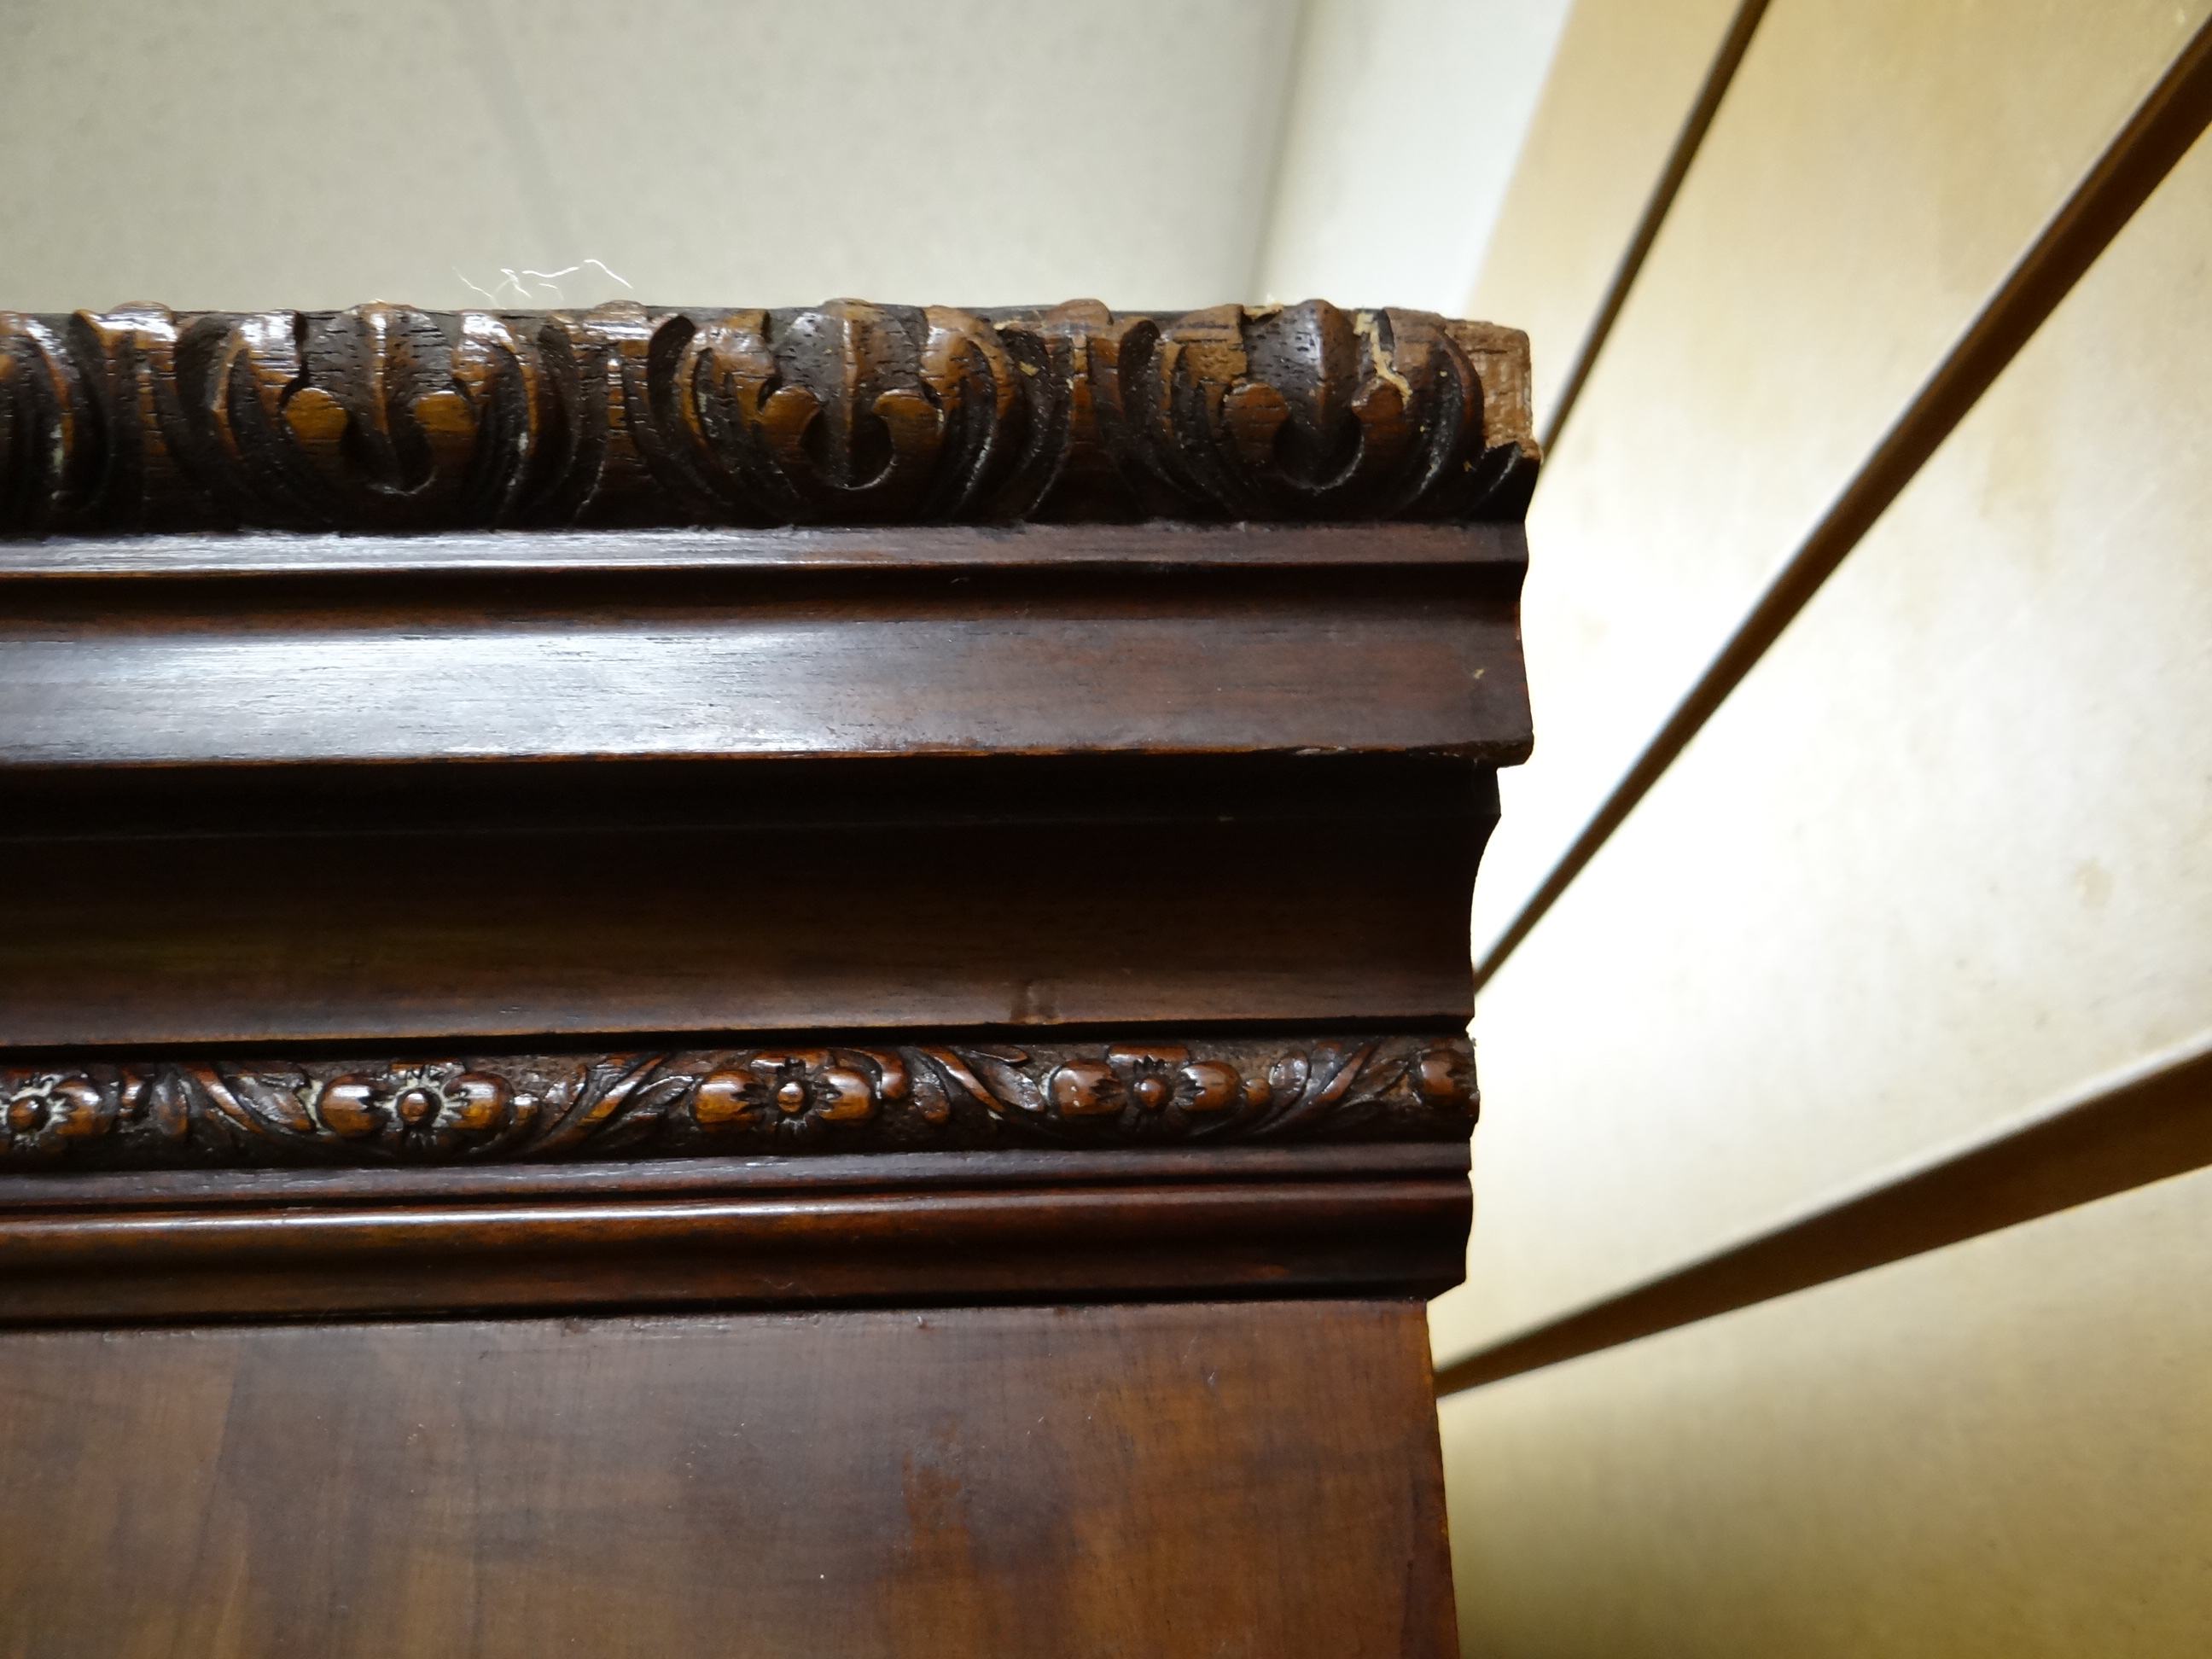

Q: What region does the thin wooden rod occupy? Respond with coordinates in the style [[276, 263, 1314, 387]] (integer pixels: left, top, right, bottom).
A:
[[1475, 12, 2212, 997], [1537, 0, 1772, 453], [1435, 1033, 2212, 1396]]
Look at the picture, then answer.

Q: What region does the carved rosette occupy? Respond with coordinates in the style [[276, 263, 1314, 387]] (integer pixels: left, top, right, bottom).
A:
[[0, 300, 1536, 534], [0, 1037, 1476, 1170]]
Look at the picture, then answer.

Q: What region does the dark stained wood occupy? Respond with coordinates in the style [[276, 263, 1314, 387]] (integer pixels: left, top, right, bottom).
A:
[[0, 563, 1528, 769], [0, 1300, 1458, 1656], [0, 754, 1496, 1045], [0, 519, 1524, 577], [0, 293, 1529, 1650], [0, 1138, 1460, 1207], [0, 300, 1537, 534], [0, 1143, 1470, 1323], [4, 1141, 1469, 1212]]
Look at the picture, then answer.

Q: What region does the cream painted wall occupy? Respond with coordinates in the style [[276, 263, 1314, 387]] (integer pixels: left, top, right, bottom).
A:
[[1438, 5, 2212, 1647], [1253, 0, 1573, 312], [1467, 0, 2210, 967], [0, 0, 1302, 311], [1437, 90, 2212, 1359], [1465, 0, 1742, 422], [0, 0, 1572, 320], [1443, 1163, 2212, 1657]]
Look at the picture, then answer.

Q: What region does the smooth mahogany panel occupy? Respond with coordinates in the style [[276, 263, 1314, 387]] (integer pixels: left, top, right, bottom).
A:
[[0, 1301, 1457, 1657]]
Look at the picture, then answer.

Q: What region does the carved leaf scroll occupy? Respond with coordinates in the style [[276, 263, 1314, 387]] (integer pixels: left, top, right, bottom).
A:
[[0, 1035, 1477, 1171], [0, 301, 1537, 536]]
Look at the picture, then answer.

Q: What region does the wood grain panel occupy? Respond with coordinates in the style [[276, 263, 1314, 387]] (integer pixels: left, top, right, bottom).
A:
[[0, 1301, 1457, 1656]]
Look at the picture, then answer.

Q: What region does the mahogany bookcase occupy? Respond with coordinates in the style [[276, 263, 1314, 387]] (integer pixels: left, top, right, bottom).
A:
[[0, 299, 1534, 1655]]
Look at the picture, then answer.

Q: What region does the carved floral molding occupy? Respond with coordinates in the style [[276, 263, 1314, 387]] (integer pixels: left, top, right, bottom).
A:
[[0, 1036, 1476, 1170], [0, 300, 1534, 535]]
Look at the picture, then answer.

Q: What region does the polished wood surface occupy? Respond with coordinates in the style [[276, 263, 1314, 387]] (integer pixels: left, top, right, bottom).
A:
[[0, 293, 1533, 1655], [0, 1143, 1471, 1322], [0, 1300, 1455, 1657], [0, 519, 1523, 575], [0, 544, 1528, 771], [0, 1035, 1476, 1168], [2, 754, 1496, 1045]]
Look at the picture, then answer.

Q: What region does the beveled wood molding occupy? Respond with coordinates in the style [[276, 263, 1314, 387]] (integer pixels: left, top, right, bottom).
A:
[[0, 1142, 1474, 1322], [0, 520, 1523, 579], [0, 549, 1532, 771], [0, 1034, 1474, 1172], [0, 300, 1537, 535]]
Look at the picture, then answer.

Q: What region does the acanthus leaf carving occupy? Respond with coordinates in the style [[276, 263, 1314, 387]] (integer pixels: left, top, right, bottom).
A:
[[0, 300, 1537, 535], [0, 312, 96, 535]]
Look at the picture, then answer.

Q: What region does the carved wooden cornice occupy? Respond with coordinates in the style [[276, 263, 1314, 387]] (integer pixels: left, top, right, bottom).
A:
[[0, 1035, 1473, 1172], [0, 296, 1534, 1326], [0, 300, 1536, 534]]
